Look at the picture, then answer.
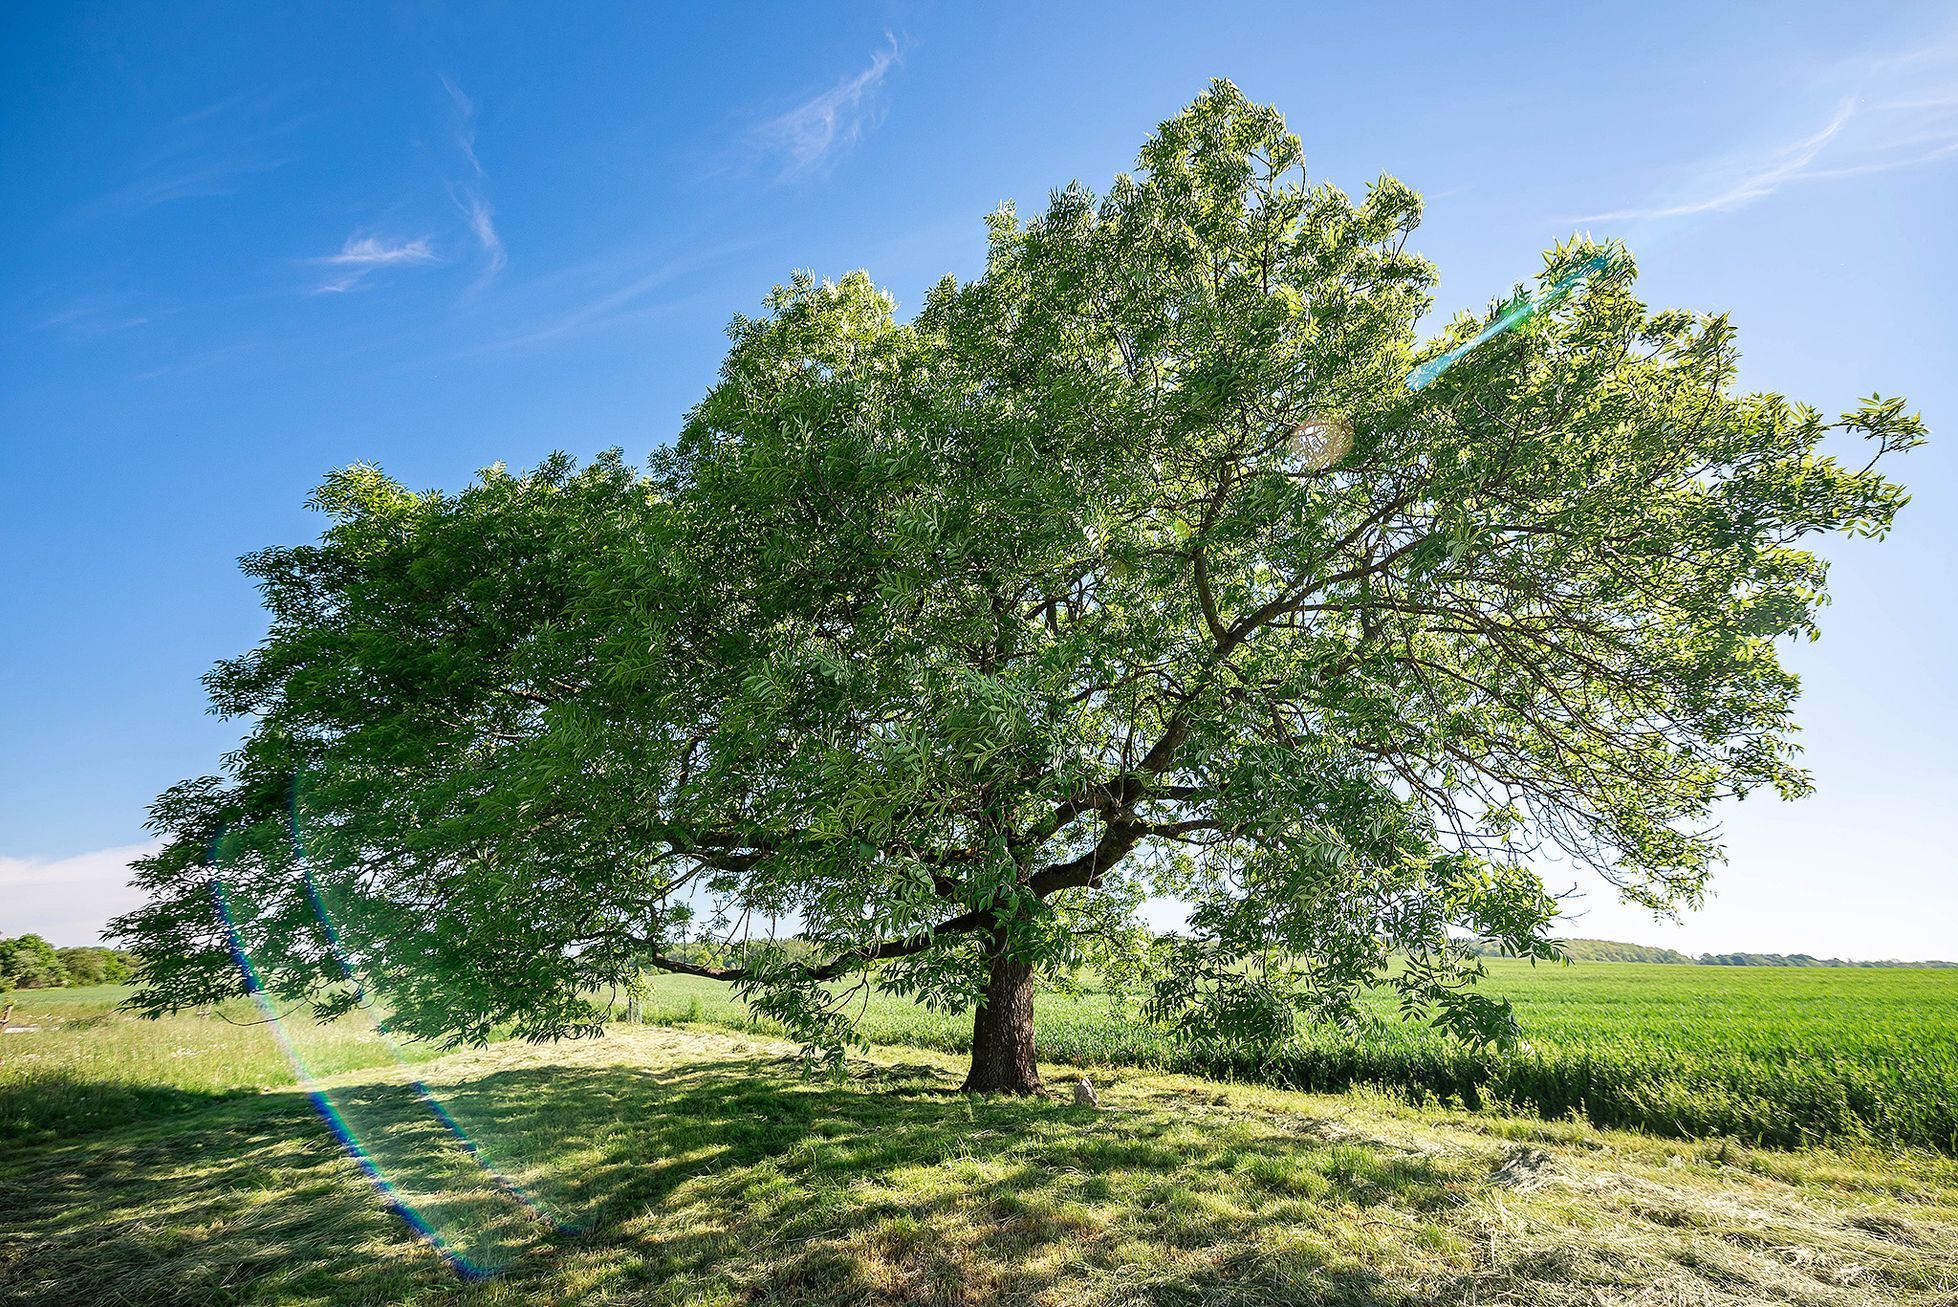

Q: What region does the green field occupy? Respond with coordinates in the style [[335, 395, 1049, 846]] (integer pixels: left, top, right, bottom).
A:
[[0, 984, 447, 1145], [5, 1022, 1957, 1306], [623, 959, 1958, 1154], [4, 969, 1958, 1304], [7, 958, 1957, 1155]]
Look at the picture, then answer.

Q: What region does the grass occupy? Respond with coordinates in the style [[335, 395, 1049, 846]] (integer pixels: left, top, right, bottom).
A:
[[3, 1021, 1955, 1306], [626, 959, 1958, 1154], [11, 958, 1958, 1155], [0, 984, 446, 1144]]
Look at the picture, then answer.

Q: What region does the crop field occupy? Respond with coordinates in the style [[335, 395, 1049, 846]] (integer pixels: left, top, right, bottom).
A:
[[627, 959, 1958, 1154]]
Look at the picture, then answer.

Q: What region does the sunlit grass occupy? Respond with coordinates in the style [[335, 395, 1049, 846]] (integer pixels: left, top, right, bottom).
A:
[[0, 984, 442, 1143], [4, 1025, 1955, 1306], [12, 957, 1957, 1155]]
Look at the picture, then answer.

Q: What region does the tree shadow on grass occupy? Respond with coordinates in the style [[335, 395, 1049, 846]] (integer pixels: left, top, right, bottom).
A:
[[1, 1049, 1476, 1307], [0, 1071, 259, 1147]]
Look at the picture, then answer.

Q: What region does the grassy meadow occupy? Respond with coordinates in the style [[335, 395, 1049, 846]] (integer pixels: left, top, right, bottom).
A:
[[5, 1020, 1958, 1306], [4, 961, 1957, 1303], [629, 958, 1958, 1154], [0, 983, 448, 1145], [7, 958, 1958, 1155]]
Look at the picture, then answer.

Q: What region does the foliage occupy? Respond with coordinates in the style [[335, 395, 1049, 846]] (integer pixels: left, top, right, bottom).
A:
[[0, 934, 66, 991], [1465, 937, 1697, 964], [115, 81, 1921, 1077], [1697, 951, 1958, 968], [1, 942, 141, 993], [1462, 938, 1958, 967], [52, 947, 136, 986]]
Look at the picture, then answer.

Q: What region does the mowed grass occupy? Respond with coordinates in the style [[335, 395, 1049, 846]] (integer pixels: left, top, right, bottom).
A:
[[629, 959, 1958, 1154], [3, 1024, 1956, 1306]]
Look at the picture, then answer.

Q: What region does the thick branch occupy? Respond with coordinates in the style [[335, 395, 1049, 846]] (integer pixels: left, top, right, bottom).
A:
[[642, 904, 997, 985]]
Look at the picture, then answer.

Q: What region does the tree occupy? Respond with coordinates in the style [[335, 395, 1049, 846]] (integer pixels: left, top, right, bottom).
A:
[[116, 82, 1920, 1095], [1, 934, 67, 990], [55, 946, 134, 986]]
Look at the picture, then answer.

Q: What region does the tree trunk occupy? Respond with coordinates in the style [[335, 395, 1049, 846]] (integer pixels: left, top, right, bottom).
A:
[[961, 927, 1043, 1094]]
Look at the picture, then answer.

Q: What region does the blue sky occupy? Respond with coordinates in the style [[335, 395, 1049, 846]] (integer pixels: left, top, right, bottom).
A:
[[2, 2, 1953, 954]]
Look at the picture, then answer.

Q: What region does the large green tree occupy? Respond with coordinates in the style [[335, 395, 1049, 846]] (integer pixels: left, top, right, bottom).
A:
[[118, 83, 1919, 1094], [1, 934, 67, 991], [54, 946, 135, 987]]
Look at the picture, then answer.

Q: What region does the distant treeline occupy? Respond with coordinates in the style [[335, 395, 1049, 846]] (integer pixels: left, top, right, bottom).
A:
[[1466, 937, 1958, 968], [0, 935, 140, 991]]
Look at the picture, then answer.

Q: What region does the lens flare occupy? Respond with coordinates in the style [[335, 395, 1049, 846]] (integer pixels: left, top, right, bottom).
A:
[[1406, 248, 1619, 392], [283, 779, 581, 1234], [206, 813, 575, 1278], [1288, 413, 1353, 470]]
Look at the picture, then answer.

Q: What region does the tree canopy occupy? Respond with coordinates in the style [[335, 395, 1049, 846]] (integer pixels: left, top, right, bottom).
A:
[[1, 935, 67, 991], [117, 82, 1921, 1092], [54, 946, 137, 987]]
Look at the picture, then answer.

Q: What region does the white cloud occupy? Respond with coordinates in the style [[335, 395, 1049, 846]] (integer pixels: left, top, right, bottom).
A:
[[0, 842, 159, 946], [471, 241, 745, 353], [1573, 30, 1958, 225], [455, 187, 507, 284], [439, 73, 482, 174], [85, 155, 294, 217], [304, 76, 504, 298], [33, 297, 151, 338], [755, 35, 901, 173], [80, 88, 312, 220], [441, 73, 506, 286], [1575, 100, 1856, 223], [311, 235, 439, 293], [318, 236, 439, 266]]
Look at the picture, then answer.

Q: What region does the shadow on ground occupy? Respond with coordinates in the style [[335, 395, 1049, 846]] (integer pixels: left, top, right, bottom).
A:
[[0, 1070, 258, 1146], [0, 1037, 1485, 1306]]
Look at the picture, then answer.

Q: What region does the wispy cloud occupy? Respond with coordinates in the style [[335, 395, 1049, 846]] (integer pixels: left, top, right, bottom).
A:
[[32, 297, 151, 339], [1576, 100, 1856, 222], [441, 74, 506, 286], [1572, 31, 1958, 225], [83, 154, 293, 219], [455, 188, 506, 282], [298, 77, 502, 299], [310, 234, 440, 293], [471, 240, 750, 353], [81, 86, 314, 219], [439, 74, 484, 175], [754, 34, 902, 174], [319, 236, 438, 265]]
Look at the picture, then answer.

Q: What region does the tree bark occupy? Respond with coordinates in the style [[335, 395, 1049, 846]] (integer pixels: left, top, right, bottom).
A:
[[961, 926, 1043, 1094]]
